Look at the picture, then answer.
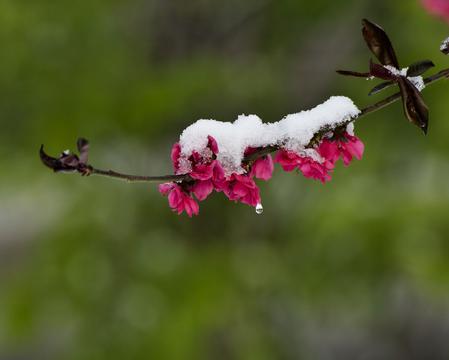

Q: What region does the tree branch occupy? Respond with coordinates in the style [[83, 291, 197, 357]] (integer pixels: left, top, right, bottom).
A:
[[40, 68, 449, 183], [90, 168, 188, 183]]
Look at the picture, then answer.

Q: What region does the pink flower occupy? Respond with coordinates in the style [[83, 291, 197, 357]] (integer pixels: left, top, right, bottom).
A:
[[192, 180, 214, 201], [182, 135, 222, 180], [317, 139, 340, 164], [210, 161, 227, 191], [190, 159, 225, 184], [422, 0, 449, 22], [223, 174, 261, 207], [190, 161, 215, 180], [159, 183, 199, 217], [297, 157, 333, 183], [274, 149, 333, 183], [207, 135, 219, 155], [319, 133, 364, 166], [274, 150, 302, 172], [251, 155, 274, 181], [171, 142, 181, 173], [171, 135, 218, 175], [191, 161, 227, 201], [342, 134, 364, 164]]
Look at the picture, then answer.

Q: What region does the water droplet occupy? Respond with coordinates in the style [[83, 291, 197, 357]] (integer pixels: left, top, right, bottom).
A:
[[63, 149, 70, 155], [255, 203, 263, 215]]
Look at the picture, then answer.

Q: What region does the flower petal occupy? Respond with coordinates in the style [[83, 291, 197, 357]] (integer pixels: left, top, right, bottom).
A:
[[207, 135, 219, 154], [251, 155, 274, 181], [192, 180, 214, 201], [171, 143, 181, 172]]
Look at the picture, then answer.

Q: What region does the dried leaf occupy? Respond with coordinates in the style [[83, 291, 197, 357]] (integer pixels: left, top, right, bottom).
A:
[[406, 60, 435, 77], [336, 70, 371, 78], [362, 19, 399, 68], [39, 145, 79, 172], [77, 138, 89, 164], [369, 60, 396, 81], [397, 77, 429, 134], [40, 138, 92, 174], [368, 80, 394, 96]]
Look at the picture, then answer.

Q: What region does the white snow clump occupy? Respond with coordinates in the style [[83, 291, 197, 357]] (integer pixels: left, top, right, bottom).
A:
[[178, 96, 360, 175]]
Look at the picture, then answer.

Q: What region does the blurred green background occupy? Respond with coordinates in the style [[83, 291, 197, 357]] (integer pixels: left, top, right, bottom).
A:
[[1, 0, 449, 359]]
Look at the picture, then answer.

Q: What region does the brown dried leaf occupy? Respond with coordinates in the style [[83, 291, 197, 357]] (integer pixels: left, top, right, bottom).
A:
[[397, 77, 429, 134], [39, 145, 79, 172], [368, 80, 394, 96], [77, 138, 89, 165], [406, 60, 435, 77], [336, 70, 371, 78], [369, 60, 396, 81], [362, 19, 399, 68]]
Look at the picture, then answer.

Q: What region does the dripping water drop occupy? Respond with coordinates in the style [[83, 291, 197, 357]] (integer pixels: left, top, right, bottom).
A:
[[255, 203, 263, 215]]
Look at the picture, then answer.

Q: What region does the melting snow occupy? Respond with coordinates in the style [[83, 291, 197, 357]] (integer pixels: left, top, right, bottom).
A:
[[440, 37, 449, 53], [383, 65, 425, 92], [179, 96, 360, 175]]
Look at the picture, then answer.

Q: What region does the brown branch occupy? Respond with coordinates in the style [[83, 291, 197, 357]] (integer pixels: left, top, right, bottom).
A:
[[359, 68, 449, 117], [90, 168, 188, 183], [40, 68, 449, 183]]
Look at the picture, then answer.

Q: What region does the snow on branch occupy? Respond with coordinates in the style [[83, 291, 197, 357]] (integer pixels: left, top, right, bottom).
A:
[[178, 96, 359, 176], [40, 19, 449, 217]]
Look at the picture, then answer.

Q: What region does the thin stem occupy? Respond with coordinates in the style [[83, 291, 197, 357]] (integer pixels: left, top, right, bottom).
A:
[[90, 168, 188, 183], [49, 68, 449, 184], [359, 68, 449, 117]]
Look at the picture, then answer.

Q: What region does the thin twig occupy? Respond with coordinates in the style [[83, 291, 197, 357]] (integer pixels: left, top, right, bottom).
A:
[[359, 68, 449, 117], [90, 169, 188, 183], [43, 68, 449, 184]]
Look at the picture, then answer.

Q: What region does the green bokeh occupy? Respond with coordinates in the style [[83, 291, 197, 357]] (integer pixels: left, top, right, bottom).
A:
[[1, 0, 449, 359]]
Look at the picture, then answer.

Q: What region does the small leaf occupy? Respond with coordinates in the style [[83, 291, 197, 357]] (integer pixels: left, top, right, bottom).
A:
[[40, 145, 60, 171], [39, 139, 92, 174], [77, 138, 89, 165], [368, 80, 394, 96], [369, 60, 396, 80], [336, 70, 371, 78], [39, 145, 78, 172], [362, 19, 400, 68], [406, 60, 435, 77], [397, 77, 429, 134]]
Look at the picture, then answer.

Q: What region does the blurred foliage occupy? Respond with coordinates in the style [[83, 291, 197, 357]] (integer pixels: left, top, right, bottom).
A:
[[2, 0, 449, 359]]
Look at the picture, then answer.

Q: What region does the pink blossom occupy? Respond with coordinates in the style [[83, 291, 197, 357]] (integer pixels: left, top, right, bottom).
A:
[[159, 183, 199, 217], [192, 180, 214, 201], [274, 150, 302, 172], [182, 136, 222, 180], [422, 0, 449, 22], [317, 139, 340, 164], [171, 136, 218, 175], [342, 134, 364, 164], [190, 161, 215, 180], [223, 174, 261, 207], [297, 157, 333, 183], [207, 135, 219, 155], [190, 159, 225, 185], [171, 142, 181, 172], [251, 155, 274, 180], [319, 133, 364, 166], [191, 161, 227, 201], [274, 149, 333, 183], [210, 161, 227, 191]]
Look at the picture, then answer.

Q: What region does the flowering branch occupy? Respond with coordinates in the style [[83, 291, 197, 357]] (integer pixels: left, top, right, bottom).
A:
[[39, 67, 449, 181], [39, 19, 449, 216]]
